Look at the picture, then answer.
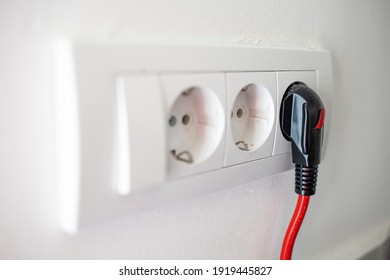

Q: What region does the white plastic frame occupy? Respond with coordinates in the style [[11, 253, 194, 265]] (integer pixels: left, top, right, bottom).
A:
[[53, 41, 332, 233]]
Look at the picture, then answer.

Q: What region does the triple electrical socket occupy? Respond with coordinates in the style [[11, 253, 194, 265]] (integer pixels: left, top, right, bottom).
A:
[[53, 42, 332, 233]]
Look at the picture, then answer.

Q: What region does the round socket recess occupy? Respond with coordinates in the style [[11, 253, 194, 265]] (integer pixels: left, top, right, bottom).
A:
[[168, 86, 225, 164], [231, 83, 275, 152]]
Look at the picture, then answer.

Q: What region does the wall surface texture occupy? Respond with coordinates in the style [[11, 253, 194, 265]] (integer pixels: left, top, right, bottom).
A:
[[0, 0, 389, 259]]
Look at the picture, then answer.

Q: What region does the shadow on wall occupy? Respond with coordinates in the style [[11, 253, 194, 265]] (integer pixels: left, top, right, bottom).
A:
[[360, 235, 390, 260]]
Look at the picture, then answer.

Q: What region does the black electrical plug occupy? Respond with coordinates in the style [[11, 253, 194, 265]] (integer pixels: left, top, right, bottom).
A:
[[280, 82, 325, 196]]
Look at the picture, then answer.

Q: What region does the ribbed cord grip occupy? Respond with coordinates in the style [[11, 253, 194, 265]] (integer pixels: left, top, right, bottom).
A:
[[295, 164, 318, 196]]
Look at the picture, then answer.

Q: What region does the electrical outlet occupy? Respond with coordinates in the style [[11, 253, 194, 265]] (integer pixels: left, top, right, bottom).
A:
[[53, 41, 332, 233], [224, 72, 277, 166], [160, 73, 226, 179]]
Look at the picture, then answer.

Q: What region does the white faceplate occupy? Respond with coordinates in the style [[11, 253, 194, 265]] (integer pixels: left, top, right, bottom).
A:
[[53, 41, 332, 233]]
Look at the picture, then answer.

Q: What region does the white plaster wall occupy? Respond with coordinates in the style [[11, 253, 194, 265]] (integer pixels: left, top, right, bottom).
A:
[[0, 0, 389, 259]]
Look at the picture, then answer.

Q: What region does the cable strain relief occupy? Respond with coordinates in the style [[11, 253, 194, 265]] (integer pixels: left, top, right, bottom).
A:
[[295, 164, 318, 196]]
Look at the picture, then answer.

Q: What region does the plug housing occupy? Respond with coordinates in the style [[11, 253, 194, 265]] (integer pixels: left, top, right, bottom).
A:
[[280, 82, 325, 195], [280, 82, 325, 167]]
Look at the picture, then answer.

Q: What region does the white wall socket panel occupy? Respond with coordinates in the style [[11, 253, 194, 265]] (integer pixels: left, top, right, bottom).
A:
[[53, 41, 332, 233]]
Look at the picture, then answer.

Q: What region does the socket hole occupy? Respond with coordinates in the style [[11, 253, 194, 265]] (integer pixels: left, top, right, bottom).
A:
[[236, 108, 244, 118], [168, 116, 177, 127], [182, 114, 191, 126]]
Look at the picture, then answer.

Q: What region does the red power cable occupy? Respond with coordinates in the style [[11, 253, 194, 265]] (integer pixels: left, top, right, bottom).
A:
[[280, 195, 310, 260]]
